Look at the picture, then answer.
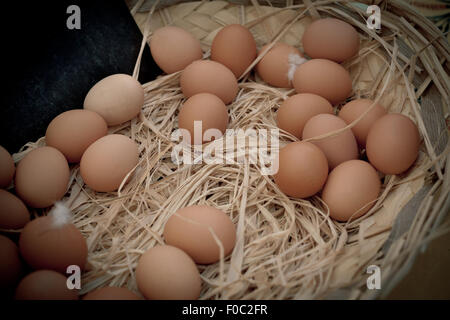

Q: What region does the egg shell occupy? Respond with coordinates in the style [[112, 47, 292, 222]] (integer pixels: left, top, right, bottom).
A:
[[0, 235, 23, 289], [366, 113, 420, 175], [339, 99, 387, 147], [302, 18, 360, 62], [211, 24, 257, 78], [293, 59, 352, 105], [15, 147, 70, 208], [274, 141, 329, 198], [80, 134, 139, 192], [82, 287, 142, 300], [0, 145, 15, 188], [321, 160, 381, 221], [136, 245, 202, 300], [277, 93, 333, 139], [164, 205, 236, 264], [46, 109, 108, 163], [84, 74, 144, 126], [150, 26, 203, 74], [15, 270, 78, 300], [256, 43, 303, 88], [180, 60, 238, 104], [0, 189, 30, 229], [19, 216, 88, 273], [178, 93, 229, 145], [302, 114, 359, 169]]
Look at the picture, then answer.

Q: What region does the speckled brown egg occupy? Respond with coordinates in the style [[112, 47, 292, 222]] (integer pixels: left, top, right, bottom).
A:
[[0, 189, 30, 230], [302, 114, 359, 170], [321, 160, 381, 221], [0, 235, 23, 290], [46, 109, 108, 163], [83, 287, 142, 300], [84, 74, 144, 126], [180, 60, 238, 104], [150, 26, 203, 74], [339, 99, 387, 147], [277, 93, 333, 139], [80, 134, 139, 192], [19, 215, 88, 273], [302, 18, 360, 62], [15, 147, 70, 208], [256, 42, 304, 88], [273, 141, 328, 198], [136, 245, 202, 300], [293, 59, 352, 105], [366, 113, 420, 175], [178, 93, 229, 145], [164, 205, 236, 264], [15, 270, 78, 300], [211, 24, 257, 78], [0, 145, 15, 188]]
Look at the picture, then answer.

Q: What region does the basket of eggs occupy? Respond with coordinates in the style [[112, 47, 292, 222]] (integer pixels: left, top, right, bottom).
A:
[[1, 0, 448, 300]]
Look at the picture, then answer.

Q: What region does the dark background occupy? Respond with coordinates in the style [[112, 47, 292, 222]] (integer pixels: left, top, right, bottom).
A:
[[0, 0, 161, 154]]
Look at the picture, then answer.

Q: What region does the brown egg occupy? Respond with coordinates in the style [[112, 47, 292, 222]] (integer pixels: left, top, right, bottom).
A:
[[83, 287, 142, 300], [273, 141, 328, 198], [366, 113, 420, 175], [302, 18, 360, 62], [211, 24, 257, 78], [80, 134, 139, 192], [19, 215, 88, 273], [277, 93, 333, 139], [180, 60, 238, 104], [0, 235, 23, 289], [321, 160, 381, 221], [293, 59, 352, 105], [150, 26, 203, 74], [46, 109, 108, 163], [302, 114, 359, 169], [84, 74, 144, 126], [339, 99, 387, 147], [136, 245, 202, 300], [178, 93, 229, 145], [164, 205, 236, 264], [15, 270, 78, 300], [0, 145, 15, 188], [256, 43, 304, 88], [0, 189, 30, 229], [15, 147, 70, 208]]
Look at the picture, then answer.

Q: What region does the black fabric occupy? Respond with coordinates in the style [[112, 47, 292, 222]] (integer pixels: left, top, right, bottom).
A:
[[0, 0, 161, 154]]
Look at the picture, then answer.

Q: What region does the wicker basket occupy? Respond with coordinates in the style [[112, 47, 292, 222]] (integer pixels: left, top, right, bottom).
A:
[[15, 0, 449, 299]]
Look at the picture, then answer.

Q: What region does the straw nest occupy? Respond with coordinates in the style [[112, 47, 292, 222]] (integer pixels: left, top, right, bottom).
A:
[[12, 0, 450, 299]]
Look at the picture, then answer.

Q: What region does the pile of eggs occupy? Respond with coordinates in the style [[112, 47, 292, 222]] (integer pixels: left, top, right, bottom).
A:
[[0, 17, 420, 300], [150, 19, 420, 223]]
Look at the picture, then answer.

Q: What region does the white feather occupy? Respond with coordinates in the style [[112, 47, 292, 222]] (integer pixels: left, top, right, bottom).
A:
[[49, 202, 72, 228], [287, 53, 308, 82]]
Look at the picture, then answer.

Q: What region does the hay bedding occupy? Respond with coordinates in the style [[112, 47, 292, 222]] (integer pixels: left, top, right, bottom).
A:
[[10, 0, 450, 299]]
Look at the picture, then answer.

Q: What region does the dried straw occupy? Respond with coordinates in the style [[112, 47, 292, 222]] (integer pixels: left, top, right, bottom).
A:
[[8, 0, 449, 299]]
